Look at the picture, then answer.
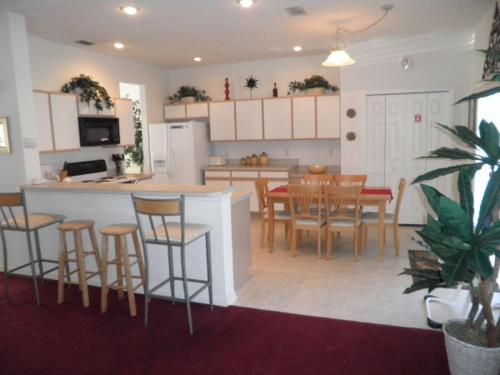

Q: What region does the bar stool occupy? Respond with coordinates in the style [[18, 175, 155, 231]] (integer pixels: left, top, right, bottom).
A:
[[57, 220, 102, 307], [132, 194, 213, 335], [0, 192, 64, 305], [100, 223, 145, 317]]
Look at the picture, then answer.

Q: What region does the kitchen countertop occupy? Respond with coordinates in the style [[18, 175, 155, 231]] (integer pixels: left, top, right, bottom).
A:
[[203, 164, 297, 172], [22, 182, 232, 197]]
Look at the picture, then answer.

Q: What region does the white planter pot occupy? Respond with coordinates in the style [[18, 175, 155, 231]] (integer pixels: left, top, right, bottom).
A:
[[180, 96, 196, 104], [443, 320, 500, 375], [306, 87, 325, 96]]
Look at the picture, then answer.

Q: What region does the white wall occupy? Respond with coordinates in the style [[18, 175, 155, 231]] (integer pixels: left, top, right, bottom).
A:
[[0, 12, 41, 192], [28, 36, 170, 173], [168, 54, 341, 166], [339, 32, 473, 173]]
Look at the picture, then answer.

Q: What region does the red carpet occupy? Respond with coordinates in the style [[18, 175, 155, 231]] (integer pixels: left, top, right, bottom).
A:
[[0, 276, 449, 375]]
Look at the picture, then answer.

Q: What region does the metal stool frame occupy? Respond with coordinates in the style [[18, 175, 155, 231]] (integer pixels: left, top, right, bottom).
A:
[[0, 191, 64, 305], [132, 194, 213, 335]]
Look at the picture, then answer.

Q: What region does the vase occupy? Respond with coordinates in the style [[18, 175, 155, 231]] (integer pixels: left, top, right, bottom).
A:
[[306, 87, 325, 96], [180, 96, 196, 104], [224, 78, 230, 101], [443, 320, 500, 375]]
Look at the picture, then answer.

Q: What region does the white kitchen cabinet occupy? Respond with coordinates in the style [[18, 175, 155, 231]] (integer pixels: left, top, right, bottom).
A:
[[50, 93, 80, 151], [316, 96, 340, 138], [115, 98, 135, 146], [186, 102, 209, 118], [33, 92, 54, 152], [292, 97, 316, 139], [235, 100, 263, 140], [164, 104, 186, 120], [263, 98, 292, 139], [209, 101, 236, 141]]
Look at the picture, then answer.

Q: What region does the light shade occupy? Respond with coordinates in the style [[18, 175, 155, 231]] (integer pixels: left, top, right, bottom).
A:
[[321, 49, 355, 67]]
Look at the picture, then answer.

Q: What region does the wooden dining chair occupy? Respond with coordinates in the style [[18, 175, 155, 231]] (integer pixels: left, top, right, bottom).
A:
[[333, 174, 367, 187], [255, 178, 290, 250], [288, 184, 326, 257], [324, 185, 363, 260], [360, 178, 407, 256]]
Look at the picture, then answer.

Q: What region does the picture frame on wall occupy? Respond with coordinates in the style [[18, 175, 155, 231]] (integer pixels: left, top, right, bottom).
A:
[[0, 117, 11, 154]]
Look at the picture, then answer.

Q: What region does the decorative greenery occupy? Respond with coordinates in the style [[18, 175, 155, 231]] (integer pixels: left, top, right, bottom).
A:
[[401, 120, 500, 348], [167, 86, 211, 103], [124, 101, 144, 171], [287, 75, 338, 95], [61, 74, 113, 110], [244, 75, 259, 98]]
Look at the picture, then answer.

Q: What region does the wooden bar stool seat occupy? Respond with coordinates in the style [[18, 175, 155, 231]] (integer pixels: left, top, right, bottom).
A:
[[57, 220, 102, 307], [100, 223, 145, 317]]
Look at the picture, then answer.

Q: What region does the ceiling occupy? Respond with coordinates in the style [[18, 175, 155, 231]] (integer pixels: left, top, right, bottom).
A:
[[0, 0, 493, 68]]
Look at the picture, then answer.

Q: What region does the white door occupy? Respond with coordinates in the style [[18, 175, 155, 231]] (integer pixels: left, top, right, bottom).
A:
[[49, 93, 80, 151], [401, 93, 429, 224], [365, 96, 386, 187], [263, 98, 292, 139], [292, 97, 316, 139], [384, 95, 407, 214], [33, 92, 54, 152], [317, 96, 340, 138], [149, 123, 168, 182], [236, 100, 263, 140], [115, 98, 134, 146], [168, 124, 197, 184], [209, 101, 236, 141]]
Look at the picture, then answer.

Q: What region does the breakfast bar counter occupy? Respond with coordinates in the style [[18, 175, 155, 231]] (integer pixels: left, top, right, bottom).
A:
[[17, 182, 252, 307]]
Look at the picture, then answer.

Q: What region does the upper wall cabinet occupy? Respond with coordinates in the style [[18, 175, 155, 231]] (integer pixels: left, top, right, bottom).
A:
[[316, 96, 340, 138], [235, 100, 263, 140], [114, 98, 135, 146], [209, 101, 236, 141], [164, 102, 209, 121], [34, 91, 80, 153], [263, 98, 292, 140], [292, 97, 316, 139]]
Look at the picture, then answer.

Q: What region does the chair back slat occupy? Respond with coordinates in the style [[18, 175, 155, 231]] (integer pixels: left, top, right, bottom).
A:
[[254, 178, 269, 217], [333, 175, 367, 188], [303, 174, 334, 186], [288, 184, 323, 221], [132, 194, 184, 245], [0, 192, 27, 230], [324, 185, 363, 223]]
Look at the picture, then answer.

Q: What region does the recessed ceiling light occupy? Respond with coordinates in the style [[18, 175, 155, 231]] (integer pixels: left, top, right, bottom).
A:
[[113, 42, 125, 49], [238, 0, 254, 8], [293, 45, 302, 52], [120, 6, 139, 16], [193, 57, 202, 62]]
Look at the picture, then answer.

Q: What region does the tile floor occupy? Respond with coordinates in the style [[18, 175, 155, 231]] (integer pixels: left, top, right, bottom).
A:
[[234, 218, 472, 330]]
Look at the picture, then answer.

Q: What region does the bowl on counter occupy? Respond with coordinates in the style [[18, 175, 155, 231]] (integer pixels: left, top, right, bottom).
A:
[[307, 164, 328, 174]]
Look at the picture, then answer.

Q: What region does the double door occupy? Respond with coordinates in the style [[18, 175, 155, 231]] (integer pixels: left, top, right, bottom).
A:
[[366, 92, 453, 224]]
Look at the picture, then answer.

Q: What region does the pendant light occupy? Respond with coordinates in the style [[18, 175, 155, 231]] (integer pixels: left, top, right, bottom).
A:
[[322, 4, 394, 68]]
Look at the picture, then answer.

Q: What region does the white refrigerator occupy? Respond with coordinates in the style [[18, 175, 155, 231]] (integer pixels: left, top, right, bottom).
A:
[[149, 121, 210, 184]]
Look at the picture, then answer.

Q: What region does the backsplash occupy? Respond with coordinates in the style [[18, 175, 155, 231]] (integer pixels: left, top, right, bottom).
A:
[[211, 139, 341, 166]]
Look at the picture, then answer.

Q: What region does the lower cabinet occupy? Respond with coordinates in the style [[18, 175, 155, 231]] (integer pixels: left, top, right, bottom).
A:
[[204, 170, 289, 213]]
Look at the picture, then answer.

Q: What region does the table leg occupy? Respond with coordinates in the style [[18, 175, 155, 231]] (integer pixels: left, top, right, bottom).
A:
[[378, 201, 385, 261], [268, 198, 275, 253]]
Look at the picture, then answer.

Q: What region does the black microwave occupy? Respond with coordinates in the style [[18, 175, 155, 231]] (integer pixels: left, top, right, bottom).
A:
[[78, 117, 120, 146]]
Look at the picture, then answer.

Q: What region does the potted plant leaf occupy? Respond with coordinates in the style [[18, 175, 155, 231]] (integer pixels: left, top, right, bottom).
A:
[[61, 74, 114, 111], [168, 85, 211, 104], [287, 81, 305, 96], [302, 75, 338, 95], [124, 101, 144, 172], [401, 120, 500, 375]]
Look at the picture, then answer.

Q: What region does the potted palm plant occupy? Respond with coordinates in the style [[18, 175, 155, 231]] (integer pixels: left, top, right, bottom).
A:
[[401, 120, 500, 375]]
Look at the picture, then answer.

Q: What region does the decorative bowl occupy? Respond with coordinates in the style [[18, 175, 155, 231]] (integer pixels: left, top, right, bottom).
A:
[[308, 165, 327, 174]]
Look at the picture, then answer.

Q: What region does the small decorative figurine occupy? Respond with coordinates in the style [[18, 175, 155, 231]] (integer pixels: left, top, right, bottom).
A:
[[272, 83, 278, 97], [244, 75, 259, 99], [224, 78, 230, 101]]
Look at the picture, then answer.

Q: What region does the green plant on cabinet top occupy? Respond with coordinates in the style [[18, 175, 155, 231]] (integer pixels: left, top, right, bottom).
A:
[[61, 74, 114, 110], [168, 86, 211, 103]]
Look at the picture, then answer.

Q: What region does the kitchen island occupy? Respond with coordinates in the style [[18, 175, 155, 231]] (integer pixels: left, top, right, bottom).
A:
[[20, 182, 251, 306]]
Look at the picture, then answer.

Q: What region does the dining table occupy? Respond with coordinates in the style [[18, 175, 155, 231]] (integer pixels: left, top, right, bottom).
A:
[[265, 185, 394, 260]]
